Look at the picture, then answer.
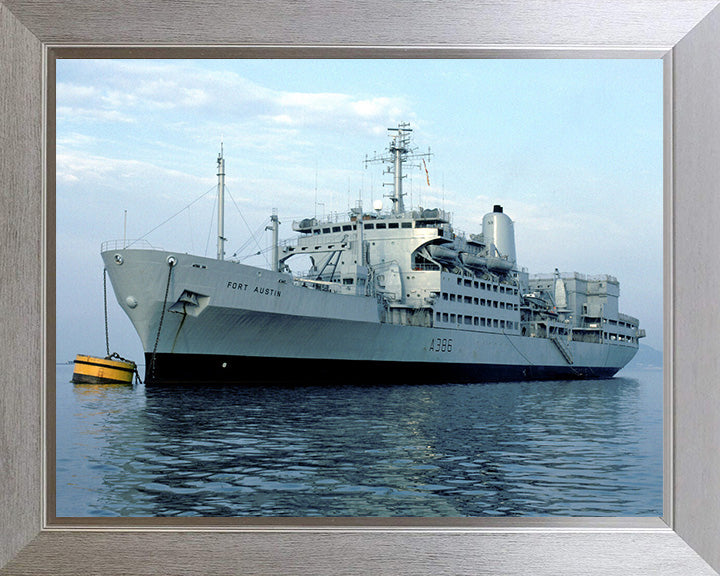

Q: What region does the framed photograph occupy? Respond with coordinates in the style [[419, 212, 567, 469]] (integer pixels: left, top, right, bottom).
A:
[[2, 1, 720, 574]]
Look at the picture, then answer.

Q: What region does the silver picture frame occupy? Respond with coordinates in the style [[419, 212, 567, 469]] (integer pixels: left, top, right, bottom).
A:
[[2, 1, 720, 574]]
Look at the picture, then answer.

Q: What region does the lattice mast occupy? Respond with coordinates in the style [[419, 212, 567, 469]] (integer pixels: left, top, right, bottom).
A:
[[365, 122, 432, 215]]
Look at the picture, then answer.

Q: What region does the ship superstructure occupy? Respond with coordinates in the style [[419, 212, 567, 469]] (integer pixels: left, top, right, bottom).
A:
[[101, 123, 644, 384]]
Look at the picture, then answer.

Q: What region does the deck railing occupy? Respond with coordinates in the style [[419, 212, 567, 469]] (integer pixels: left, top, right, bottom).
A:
[[100, 239, 161, 252]]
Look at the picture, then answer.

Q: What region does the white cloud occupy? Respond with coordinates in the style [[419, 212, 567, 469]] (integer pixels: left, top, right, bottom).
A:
[[56, 132, 98, 147], [56, 105, 135, 124], [100, 89, 139, 108], [57, 61, 412, 137], [56, 83, 98, 100], [57, 172, 79, 183], [55, 150, 209, 191], [268, 114, 295, 126], [352, 97, 403, 119]]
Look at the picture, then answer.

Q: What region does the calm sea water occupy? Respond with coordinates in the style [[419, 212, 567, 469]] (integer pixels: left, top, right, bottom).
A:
[[55, 364, 663, 517]]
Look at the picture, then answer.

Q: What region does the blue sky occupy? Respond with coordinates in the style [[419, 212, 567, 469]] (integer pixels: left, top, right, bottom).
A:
[[56, 58, 663, 363]]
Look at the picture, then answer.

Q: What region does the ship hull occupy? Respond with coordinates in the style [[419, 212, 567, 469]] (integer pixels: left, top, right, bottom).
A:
[[102, 248, 638, 385]]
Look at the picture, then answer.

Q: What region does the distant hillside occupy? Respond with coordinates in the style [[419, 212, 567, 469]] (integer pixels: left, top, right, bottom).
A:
[[626, 343, 663, 370]]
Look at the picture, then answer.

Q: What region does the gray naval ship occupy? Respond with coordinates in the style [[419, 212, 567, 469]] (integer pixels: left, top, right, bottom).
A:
[[101, 123, 645, 384]]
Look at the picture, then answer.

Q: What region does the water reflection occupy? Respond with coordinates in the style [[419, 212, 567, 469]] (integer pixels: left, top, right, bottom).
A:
[[56, 366, 662, 517]]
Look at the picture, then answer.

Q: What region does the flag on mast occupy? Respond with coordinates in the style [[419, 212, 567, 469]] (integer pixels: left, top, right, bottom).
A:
[[422, 158, 430, 186]]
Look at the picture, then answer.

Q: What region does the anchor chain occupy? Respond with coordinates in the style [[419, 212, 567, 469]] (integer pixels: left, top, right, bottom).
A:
[[149, 258, 176, 382]]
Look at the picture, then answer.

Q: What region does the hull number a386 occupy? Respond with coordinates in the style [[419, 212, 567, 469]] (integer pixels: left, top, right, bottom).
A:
[[428, 337, 453, 353]]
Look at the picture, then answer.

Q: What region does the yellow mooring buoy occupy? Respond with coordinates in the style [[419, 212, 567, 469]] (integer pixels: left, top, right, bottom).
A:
[[71, 354, 137, 385]]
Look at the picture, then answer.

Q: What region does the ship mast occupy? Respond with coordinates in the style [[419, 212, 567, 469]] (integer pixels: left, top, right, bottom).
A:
[[216, 143, 226, 261], [267, 209, 280, 272], [365, 122, 432, 216], [389, 124, 409, 214]]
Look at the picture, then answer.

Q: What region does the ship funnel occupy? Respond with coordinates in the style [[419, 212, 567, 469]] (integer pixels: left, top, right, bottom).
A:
[[482, 205, 516, 265]]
